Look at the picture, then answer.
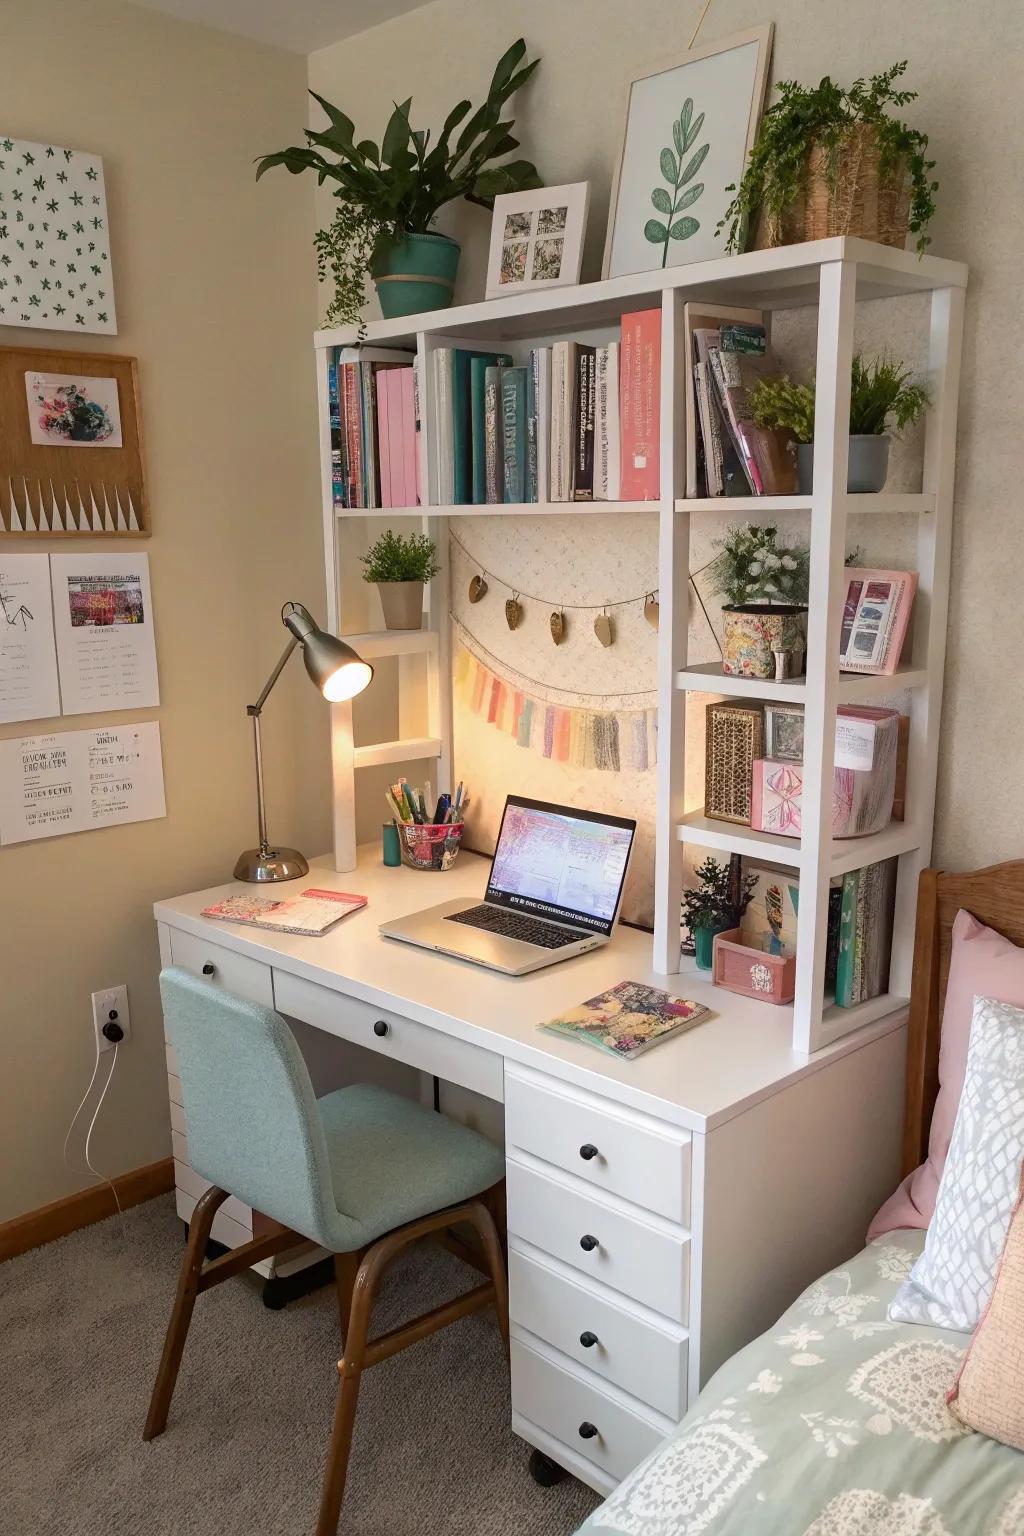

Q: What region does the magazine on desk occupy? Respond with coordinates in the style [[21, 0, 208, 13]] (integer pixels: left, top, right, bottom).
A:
[[539, 980, 711, 1060], [200, 888, 367, 936]]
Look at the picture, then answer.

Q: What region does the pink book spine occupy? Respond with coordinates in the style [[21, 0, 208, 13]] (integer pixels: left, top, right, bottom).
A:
[[387, 372, 405, 508], [619, 309, 661, 500], [377, 368, 392, 508], [401, 368, 417, 509]]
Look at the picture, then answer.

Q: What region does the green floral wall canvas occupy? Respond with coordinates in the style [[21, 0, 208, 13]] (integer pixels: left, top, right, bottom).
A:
[[0, 135, 117, 334], [605, 28, 772, 279]]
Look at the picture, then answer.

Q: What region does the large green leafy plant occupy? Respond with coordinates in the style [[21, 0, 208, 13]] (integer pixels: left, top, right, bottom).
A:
[[749, 356, 930, 444], [257, 40, 542, 326], [718, 62, 937, 255]]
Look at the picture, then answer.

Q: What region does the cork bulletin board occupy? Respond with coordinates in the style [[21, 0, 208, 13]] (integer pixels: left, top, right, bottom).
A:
[[0, 345, 148, 535]]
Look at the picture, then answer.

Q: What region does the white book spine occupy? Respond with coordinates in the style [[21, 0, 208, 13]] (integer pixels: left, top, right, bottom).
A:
[[603, 342, 620, 500], [435, 349, 455, 505], [551, 342, 574, 502], [535, 346, 551, 509]]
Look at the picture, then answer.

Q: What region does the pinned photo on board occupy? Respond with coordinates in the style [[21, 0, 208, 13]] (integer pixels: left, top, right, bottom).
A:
[[25, 371, 123, 448]]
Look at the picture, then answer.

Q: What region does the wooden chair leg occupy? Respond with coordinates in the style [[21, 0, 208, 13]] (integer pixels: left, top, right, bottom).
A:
[[315, 1246, 386, 1536], [143, 1185, 228, 1441], [465, 1194, 510, 1361], [332, 1250, 363, 1349]]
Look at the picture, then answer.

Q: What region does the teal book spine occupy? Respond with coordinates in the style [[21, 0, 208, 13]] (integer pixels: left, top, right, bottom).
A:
[[501, 367, 528, 504], [834, 868, 860, 1008], [471, 353, 512, 504], [452, 350, 473, 505]]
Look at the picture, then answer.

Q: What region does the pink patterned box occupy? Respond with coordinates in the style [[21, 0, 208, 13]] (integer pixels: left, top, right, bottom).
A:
[[750, 707, 900, 839], [712, 928, 796, 1005]]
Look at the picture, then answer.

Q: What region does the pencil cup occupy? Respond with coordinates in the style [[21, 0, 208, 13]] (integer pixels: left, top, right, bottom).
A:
[[398, 822, 464, 872]]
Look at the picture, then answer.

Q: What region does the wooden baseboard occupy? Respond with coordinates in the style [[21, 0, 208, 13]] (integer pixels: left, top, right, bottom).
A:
[[0, 1156, 174, 1262]]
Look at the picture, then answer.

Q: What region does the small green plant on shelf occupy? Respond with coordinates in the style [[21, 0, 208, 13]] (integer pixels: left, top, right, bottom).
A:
[[256, 40, 542, 327], [749, 356, 931, 445], [707, 523, 810, 608], [680, 856, 757, 941], [716, 61, 938, 255], [361, 529, 440, 585]]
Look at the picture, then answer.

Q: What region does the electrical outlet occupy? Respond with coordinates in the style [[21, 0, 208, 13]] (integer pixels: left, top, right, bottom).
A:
[[92, 985, 131, 1054]]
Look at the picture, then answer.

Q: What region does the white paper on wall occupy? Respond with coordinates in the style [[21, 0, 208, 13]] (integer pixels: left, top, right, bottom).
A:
[[49, 552, 159, 715], [0, 553, 61, 724], [0, 721, 165, 845]]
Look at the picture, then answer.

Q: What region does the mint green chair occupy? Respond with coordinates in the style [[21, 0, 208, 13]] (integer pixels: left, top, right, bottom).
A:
[[145, 967, 508, 1536]]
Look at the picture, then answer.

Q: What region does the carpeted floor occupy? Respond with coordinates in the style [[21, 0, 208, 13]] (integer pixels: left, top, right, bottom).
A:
[[2, 1194, 600, 1535]]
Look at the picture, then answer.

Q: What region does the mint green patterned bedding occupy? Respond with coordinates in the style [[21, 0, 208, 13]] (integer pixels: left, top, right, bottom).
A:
[[577, 1232, 1024, 1535]]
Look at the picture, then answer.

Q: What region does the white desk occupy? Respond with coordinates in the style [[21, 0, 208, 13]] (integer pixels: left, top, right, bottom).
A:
[[155, 847, 907, 1495]]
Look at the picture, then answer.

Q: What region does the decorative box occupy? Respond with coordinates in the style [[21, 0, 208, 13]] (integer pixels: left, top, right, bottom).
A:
[[712, 928, 796, 1005], [705, 701, 764, 824], [751, 707, 900, 840], [763, 702, 805, 762]]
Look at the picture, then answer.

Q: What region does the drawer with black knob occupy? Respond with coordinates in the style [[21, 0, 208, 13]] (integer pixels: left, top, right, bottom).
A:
[[505, 1063, 690, 1224], [509, 1246, 687, 1418], [167, 931, 273, 1008], [511, 1337, 665, 1486]]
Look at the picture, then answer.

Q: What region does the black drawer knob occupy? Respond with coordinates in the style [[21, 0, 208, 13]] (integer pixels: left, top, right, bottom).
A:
[[579, 1233, 599, 1253], [373, 1019, 389, 1038], [579, 1331, 599, 1349], [578, 1422, 598, 1441], [579, 1143, 599, 1161], [201, 963, 216, 977]]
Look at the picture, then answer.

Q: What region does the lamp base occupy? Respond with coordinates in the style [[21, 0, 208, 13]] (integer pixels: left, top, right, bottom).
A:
[[233, 846, 310, 883]]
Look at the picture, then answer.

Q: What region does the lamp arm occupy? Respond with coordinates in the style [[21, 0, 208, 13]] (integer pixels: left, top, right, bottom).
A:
[[248, 634, 300, 718]]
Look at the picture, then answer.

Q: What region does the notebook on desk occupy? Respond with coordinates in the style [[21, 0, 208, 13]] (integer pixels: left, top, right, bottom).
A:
[[379, 795, 636, 975]]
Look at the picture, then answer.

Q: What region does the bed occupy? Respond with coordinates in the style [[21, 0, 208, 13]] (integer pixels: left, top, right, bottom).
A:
[[576, 862, 1024, 1536]]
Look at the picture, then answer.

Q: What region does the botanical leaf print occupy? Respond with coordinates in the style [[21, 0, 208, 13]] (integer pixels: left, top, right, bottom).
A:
[[802, 1410, 860, 1459], [644, 97, 708, 266]]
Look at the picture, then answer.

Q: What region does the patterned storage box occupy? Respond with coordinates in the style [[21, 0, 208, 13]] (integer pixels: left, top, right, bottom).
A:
[[712, 928, 796, 1004], [750, 708, 900, 840], [705, 701, 764, 824]]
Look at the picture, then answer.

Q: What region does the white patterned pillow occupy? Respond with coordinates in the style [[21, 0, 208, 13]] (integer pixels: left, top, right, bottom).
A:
[[890, 995, 1024, 1331]]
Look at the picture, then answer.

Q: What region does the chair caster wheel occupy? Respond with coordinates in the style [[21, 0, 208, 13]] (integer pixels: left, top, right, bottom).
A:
[[529, 1449, 566, 1487]]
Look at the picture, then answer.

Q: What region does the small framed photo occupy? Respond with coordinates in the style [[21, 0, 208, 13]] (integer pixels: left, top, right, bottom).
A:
[[485, 182, 590, 301], [764, 702, 805, 763], [603, 26, 773, 279]]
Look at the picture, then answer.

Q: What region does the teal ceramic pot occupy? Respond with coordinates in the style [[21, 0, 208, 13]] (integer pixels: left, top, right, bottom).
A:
[[694, 922, 732, 971], [371, 232, 461, 319]]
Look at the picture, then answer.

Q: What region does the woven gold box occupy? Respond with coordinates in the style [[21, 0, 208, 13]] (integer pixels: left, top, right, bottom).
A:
[[705, 701, 765, 824]]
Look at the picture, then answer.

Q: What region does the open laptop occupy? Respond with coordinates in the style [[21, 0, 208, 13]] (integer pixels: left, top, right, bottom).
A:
[[379, 795, 637, 976]]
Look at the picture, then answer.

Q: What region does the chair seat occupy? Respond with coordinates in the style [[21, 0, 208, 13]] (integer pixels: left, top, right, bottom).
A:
[[315, 1083, 505, 1252]]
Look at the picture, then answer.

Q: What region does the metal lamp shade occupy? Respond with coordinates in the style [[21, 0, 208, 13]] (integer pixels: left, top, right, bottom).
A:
[[301, 630, 374, 702]]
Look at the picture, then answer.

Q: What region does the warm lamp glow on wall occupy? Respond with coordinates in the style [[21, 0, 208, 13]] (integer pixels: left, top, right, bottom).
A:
[[234, 601, 373, 883]]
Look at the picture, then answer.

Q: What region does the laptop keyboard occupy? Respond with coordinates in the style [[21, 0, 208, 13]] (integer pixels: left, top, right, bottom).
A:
[[446, 904, 587, 949]]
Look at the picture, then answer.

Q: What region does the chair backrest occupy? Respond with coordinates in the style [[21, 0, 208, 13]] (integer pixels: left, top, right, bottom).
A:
[[160, 967, 339, 1249]]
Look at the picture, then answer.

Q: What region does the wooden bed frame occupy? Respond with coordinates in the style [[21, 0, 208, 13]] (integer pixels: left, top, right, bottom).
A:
[[902, 859, 1024, 1176]]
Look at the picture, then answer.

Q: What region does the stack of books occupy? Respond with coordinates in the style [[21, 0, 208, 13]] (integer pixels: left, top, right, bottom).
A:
[[834, 857, 898, 1008], [684, 303, 794, 498], [431, 308, 660, 506], [328, 345, 419, 509]]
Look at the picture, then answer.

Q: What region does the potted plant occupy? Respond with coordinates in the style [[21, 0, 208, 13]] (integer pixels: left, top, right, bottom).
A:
[[361, 529, 440, 630], [256, 40, 542, 325], [682, 856, 757, 970], [718, 62, 937, 256], [707, 524, 810, 680], [749, 355, 930, 494]]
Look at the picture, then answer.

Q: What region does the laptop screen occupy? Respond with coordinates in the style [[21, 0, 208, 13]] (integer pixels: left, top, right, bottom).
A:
[[486, 796, 636, 936]]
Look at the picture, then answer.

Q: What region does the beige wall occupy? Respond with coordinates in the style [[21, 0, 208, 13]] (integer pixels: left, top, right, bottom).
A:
[[310, 0, 1024, 881], [0, 0, 328, 1221]]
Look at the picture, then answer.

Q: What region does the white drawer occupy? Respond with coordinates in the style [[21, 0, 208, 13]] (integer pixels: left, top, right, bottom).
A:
[[506, 1066, 690, 1224], [167, 930, 273, 1008], [273, 969, 503, 1102], [169, 1099, 187, 1137], [174, 1159, 252, 1230], [509, 1246, 687, 1420], [165, 1042, 178, 1076], [506, 1160, 689, 1323], [172, 1128, 189, 1164], [167, 1072, 183, 1107], [511, 1337, 664, 1486]]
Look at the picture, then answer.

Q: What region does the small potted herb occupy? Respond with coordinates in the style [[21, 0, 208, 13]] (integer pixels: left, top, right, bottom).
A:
[[361, 530, 440, 630], [718, 62, 937, 255], [681, 856, 757, 970], [749, 356, 930, 494], [257, 40, 542, 325], [707, 524, 810, 680]]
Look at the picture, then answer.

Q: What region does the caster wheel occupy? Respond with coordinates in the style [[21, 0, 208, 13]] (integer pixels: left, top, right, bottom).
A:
[[529, 1449, 566, 1487]]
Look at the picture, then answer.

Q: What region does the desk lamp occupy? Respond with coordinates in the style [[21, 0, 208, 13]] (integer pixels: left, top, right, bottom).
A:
[[234, 601, 373, 883]]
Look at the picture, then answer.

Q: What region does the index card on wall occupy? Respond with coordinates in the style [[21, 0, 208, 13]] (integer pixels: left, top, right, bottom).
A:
[[49, 552, 159, 715], [0, 721, 166, 845], [0, 553, 61, 723]]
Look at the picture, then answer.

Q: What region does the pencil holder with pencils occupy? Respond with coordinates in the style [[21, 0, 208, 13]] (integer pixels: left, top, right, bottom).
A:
[[398, 822, 465, 872]]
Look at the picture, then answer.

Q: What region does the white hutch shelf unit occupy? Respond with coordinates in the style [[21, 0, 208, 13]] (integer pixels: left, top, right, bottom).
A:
[[315, 236, 967, 1056]]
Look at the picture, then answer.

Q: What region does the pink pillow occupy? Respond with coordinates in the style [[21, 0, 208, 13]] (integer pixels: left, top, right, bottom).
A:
[[869, 909, 1024, 1238]]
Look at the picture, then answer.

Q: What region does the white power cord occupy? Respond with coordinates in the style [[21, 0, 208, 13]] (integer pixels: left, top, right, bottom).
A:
[[63, 1031, 123, 1221]]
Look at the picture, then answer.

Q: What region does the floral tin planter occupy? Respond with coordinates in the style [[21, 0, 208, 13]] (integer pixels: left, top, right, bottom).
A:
[[722, 603, 807, 680]]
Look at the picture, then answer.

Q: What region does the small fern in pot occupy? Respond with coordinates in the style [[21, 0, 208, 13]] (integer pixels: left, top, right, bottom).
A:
[[361, 530, 440, 631]]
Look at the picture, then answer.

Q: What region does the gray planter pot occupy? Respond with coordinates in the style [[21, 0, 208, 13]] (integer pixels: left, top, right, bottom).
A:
[[797, 435, 891, 495], [377, 580, 424, 631]]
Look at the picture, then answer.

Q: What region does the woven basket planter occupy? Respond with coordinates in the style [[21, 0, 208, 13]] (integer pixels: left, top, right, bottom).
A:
[[754, 123, 910, 250]]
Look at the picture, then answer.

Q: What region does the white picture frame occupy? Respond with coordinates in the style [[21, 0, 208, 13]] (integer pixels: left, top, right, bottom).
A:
[[485, 182, 590, 301], [603, 26, 774, 280]]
